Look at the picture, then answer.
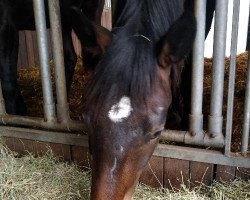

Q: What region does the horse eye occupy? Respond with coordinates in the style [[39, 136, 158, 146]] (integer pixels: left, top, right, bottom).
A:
[[145, 129, 163, 142], [153, 131, 162, 138], [148, 131, 162, 141]]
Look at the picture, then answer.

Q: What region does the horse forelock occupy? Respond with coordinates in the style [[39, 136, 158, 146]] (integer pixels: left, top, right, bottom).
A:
[[83, 36, 157, 118]]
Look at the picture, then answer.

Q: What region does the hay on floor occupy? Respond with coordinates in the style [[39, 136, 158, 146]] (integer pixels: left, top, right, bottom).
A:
[[0, 142, 90, 200], [0, 141, 249, 200]]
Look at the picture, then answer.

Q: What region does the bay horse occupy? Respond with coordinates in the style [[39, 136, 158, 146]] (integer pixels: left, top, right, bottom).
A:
[[71, 0, 196, 199], [0, 0, 104, 115]]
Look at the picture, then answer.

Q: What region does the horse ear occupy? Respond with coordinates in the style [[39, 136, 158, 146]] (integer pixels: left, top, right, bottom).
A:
[[70, 7, 112, 54], [158, 11, 196, 68]]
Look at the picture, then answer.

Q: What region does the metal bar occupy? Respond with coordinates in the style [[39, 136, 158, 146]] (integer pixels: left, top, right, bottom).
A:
[[105, 0, 111, 8], [154, 144, 250, 168], [241, 4, 250, 155], [225, 0, 240, 156], [0, 115, 84, 131], [241, 52, 250, 155], [190, 0, 206, 134], [48, 0, 70, 123], [0, 81, 6, 115], [0, 115, 222, 147], [33, 0, 56, 122], [208, 0, 228, 137], [0, 126, 249, 168], [0, 126, 88, 147], [161, 129, 224, 148]]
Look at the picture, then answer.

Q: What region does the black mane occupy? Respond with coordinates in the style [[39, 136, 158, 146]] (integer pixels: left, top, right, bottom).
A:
[[84, 0, 184, 115]]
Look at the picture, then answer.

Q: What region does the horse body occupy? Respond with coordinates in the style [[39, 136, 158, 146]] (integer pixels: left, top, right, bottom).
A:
[[72, 0, 196, 199], [0, 0, 104, 115]]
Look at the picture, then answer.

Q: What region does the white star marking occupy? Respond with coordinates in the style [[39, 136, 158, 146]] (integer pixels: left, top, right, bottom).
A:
[[108, 96, 133, 123]]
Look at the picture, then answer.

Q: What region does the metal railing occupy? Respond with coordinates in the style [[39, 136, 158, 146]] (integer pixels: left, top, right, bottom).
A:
[[0, 0, 249, 168], [160, 0, 250, 168], [0, 0, 83, 131]]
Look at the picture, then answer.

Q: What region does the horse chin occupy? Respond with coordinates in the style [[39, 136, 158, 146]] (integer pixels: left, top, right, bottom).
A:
[[90, 172, 140, 200], [122, 174, 140, 200], [123, 191, 134, 200]]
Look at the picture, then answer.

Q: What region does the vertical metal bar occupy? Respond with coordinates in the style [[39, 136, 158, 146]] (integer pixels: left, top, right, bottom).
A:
[[0, 82, 6, 115], [189, 0, 206, 134], [242, 52, 250, 155], [48, 0, 70, 123], [208, 0, 228, 137], [33, 0, 56, 122], [225, 0, 240, 156], [105, 0, 111, 8]]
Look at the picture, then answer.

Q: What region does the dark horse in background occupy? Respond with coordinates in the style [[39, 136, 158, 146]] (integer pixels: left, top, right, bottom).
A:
[[71, 0, 196, 199], [0, 0, 104, 115]]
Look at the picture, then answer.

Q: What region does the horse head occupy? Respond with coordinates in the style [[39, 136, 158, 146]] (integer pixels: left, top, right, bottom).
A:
[[71, 1, 196, 199]]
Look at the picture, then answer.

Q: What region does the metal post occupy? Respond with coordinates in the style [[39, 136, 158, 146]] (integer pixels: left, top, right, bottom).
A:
[[189, 0, 206, 135], [155, 144, 250, 168], [0, 115, 84, 131], [161, 129, 224, 148], [105, 0, 111, 8], [225, 0, 240, 156], [48, 0, 70, 123], [241, 52, 250, 155], [33, 0, 56, 122], [208, 0, 228, 138]]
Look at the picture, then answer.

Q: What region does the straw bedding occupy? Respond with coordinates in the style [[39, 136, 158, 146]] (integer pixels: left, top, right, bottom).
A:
[[0, 141, 249, 200], [18, 52, 249, 152], [18, 59, 91, 120], [203, 53, 248, 151]]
